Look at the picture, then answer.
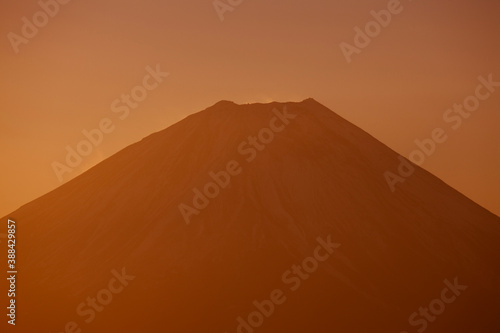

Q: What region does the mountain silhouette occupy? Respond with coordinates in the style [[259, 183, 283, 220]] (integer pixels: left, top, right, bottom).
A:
[[3, 99, 499, 333]]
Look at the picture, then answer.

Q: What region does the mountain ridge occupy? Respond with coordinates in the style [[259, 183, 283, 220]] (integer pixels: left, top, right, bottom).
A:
[[2, 99, 499, 333]]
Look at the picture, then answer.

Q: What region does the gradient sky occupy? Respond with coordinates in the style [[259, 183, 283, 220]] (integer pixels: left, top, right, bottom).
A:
[[1, 0, 499, 217]]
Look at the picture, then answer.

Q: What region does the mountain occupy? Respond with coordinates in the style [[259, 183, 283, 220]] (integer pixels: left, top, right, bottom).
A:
[[2, 99, 500, 333]]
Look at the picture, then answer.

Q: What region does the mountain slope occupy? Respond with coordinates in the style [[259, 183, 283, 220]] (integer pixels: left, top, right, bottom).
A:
[[2, 99, 500, 333]]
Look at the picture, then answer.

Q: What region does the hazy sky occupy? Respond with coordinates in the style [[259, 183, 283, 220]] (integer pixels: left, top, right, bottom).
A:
[[1, 0, 499, 216]]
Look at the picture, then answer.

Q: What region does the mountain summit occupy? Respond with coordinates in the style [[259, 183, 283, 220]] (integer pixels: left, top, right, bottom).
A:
[[3, 99, 500, 333]]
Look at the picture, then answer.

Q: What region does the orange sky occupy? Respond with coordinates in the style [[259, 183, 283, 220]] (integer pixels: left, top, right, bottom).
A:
[[1, 0, 499, 217]]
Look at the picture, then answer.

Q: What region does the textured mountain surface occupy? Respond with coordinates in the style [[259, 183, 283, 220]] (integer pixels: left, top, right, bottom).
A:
[[3, 99, 500, 333]]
